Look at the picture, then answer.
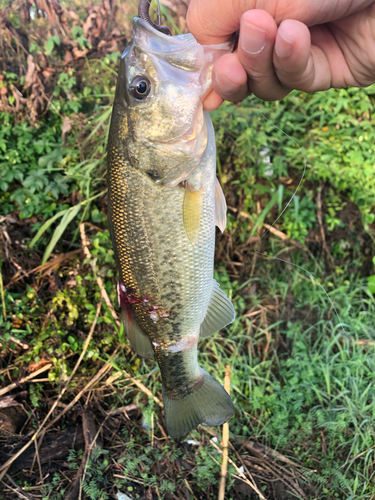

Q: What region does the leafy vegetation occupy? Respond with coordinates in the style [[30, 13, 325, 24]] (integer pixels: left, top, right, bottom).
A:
[[1, 1, 375, 499]]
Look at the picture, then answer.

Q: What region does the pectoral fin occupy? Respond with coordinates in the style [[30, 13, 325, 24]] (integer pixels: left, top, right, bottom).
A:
[[183, 187, 203, 246], [215, 178, 227, 233], [200, 279, 235, 338]]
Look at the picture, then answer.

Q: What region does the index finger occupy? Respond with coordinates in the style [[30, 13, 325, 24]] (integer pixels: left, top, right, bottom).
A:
[[187, 0, 256, 44], [186, 0, 375, 45]]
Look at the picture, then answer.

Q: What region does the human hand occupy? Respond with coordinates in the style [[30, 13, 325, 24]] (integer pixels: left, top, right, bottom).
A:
[[187, 0, 375, 110]]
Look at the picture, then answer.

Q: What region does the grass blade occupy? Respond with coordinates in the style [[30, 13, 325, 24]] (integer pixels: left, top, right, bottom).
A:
[[250, 189, 281, 237], [82, 106, 112, 146], [41, 203, 82, 265], [29, 208, 69, 248]]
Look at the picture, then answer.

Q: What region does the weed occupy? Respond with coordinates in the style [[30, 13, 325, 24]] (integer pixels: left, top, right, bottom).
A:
[[29, 382, 43, 407], [281, 192, 317, 243]]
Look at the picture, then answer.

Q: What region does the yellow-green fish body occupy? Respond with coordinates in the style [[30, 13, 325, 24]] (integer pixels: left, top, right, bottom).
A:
[[107, 18, 235, 438]]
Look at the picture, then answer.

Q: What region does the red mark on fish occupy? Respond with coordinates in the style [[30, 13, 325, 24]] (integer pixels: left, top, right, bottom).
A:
[[117, 282, 170, 323]]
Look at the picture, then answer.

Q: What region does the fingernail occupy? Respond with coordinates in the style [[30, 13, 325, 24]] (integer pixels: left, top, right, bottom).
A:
[[213, 72, 238, 94], [240, 22, 267, 55], [275, 29, 294, 58]]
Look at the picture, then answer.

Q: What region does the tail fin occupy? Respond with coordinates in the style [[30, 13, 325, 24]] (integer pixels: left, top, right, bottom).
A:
[[162, 368, 234, 439]]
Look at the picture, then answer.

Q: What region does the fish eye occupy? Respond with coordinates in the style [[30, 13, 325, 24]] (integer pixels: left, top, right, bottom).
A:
[[130, 76, 151, 100]]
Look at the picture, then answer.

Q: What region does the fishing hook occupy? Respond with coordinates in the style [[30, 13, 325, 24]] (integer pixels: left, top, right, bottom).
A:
[[138, 0, 171, 36]]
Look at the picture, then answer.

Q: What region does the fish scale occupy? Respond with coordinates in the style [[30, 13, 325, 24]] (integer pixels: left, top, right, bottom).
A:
[[107, 15, 236, 438]]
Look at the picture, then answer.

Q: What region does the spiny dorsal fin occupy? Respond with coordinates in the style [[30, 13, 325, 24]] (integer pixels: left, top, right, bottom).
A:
[[183, 187, 203, 246], [215, 178, 227, 233], [200, 279, 235, 338]]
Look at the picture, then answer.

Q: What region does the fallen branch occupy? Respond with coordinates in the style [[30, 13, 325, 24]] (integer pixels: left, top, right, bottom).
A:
[[0, 428, 85, 474]]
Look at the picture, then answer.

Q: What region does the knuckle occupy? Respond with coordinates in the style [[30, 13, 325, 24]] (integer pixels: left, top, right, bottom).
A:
[[276, 63, 313, 91]]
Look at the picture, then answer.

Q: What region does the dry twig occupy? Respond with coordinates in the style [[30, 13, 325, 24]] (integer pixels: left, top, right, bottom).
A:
[[124, 373, 163, 407], [218, 365, 231, 500], [65, 410, 101, 500], [80, 223, 120, 328], [210, 439, 267, 500], [0, 363, 52, 397], [3, 475, 32, 499]]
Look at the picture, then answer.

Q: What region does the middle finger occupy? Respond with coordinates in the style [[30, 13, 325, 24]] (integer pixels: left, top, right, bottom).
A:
[[238, 9, 291, 101]]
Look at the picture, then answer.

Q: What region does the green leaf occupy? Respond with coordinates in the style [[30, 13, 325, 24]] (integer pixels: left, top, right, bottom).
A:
[[46, 37, 54, 53], [52, 35, 61, 46], [41, 203, 82, 265], [368, 275, 375, 294]]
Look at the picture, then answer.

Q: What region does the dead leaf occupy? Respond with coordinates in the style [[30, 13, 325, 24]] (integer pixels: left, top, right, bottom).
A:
[[25, 54, 36, 89], [63, 50, 73, 65], [72, 47, 88, 59], [28, 358, 51, 373]]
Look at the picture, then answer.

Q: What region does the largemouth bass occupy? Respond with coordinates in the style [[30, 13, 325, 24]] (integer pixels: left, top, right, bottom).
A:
[[107, 8, 235, 438]]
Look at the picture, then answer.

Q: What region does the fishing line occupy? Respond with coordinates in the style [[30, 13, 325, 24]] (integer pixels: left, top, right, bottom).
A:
[[148, 0, 158, 19], [254, 252, 349, 336], [148, 0, 161, 25], [157, 0, 161, 26], [253, 101, 307, 243], [249, 98, 348, 336]]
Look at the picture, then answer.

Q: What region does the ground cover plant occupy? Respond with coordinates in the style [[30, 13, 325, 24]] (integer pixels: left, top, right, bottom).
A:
[[1, 1, 375, 499]]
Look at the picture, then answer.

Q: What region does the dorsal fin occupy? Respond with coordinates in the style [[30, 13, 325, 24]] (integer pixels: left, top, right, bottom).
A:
[[183, 186, 203, 246], [200, 280, 235, 338], [215, 178, 227, 233]]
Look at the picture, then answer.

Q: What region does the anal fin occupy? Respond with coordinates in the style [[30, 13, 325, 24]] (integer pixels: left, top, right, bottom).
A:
[[215, 178, 227, 233], [121, 307, 154, 359], [183, 187, 203, 246], [200, 279, 235, 338]]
